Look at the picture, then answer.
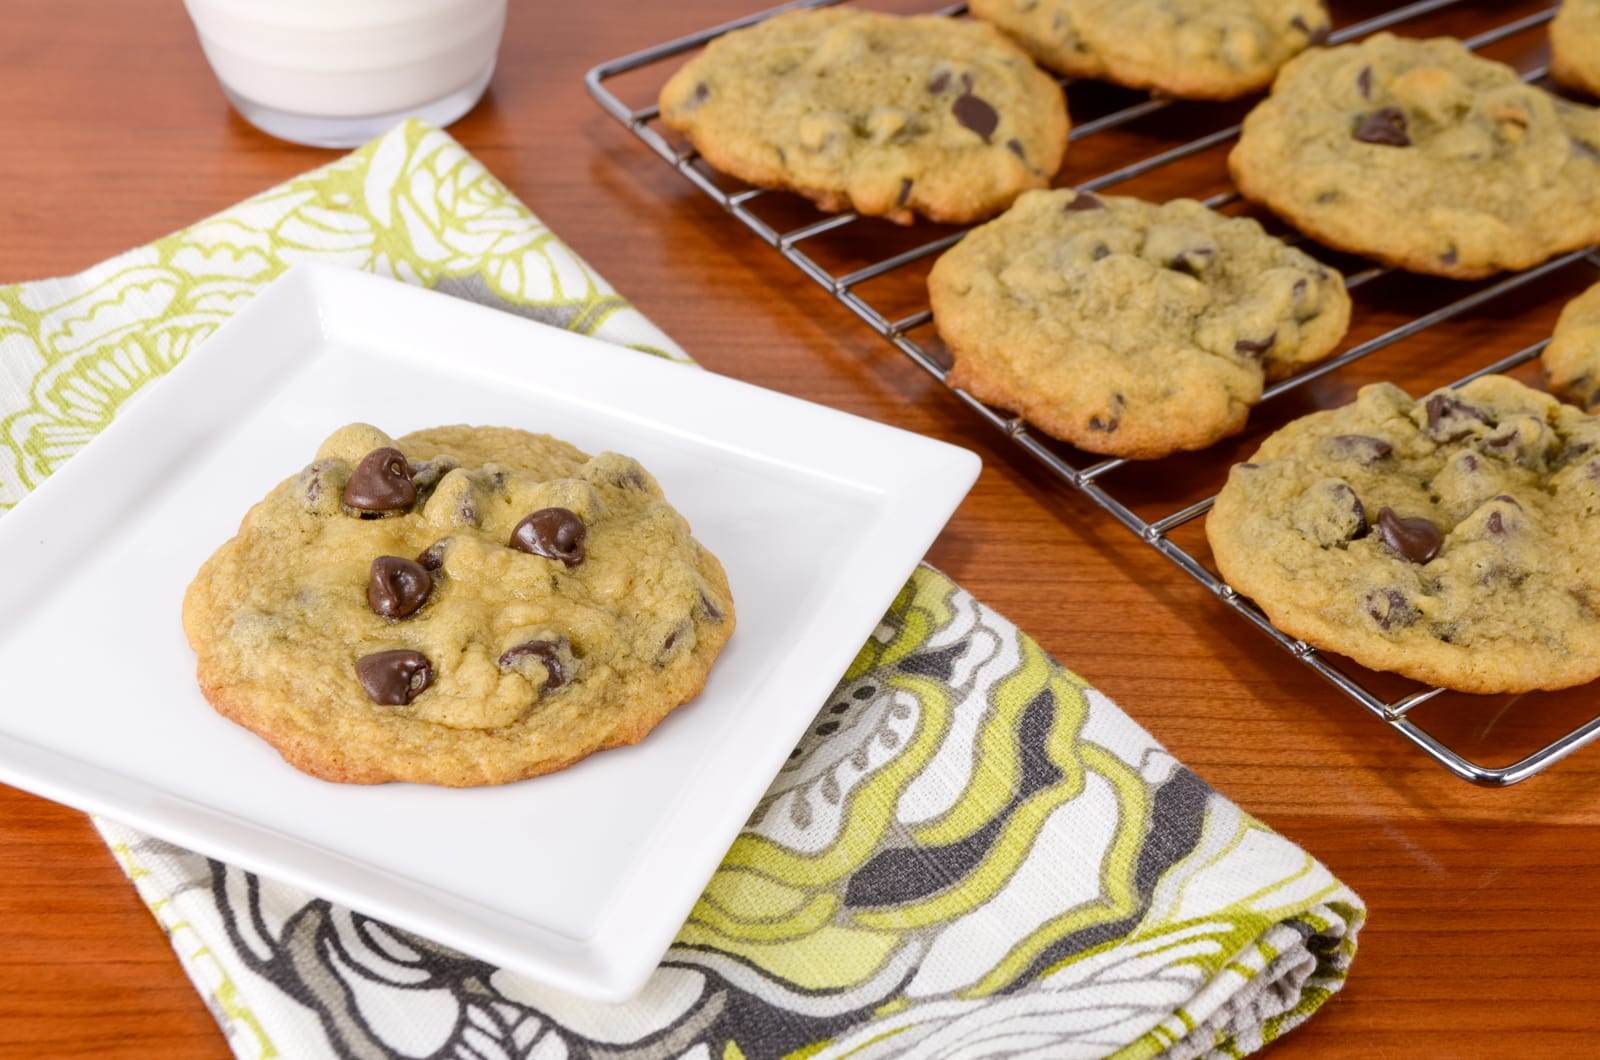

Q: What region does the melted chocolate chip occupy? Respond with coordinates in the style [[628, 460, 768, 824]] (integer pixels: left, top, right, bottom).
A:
[[415, 540, 448, 572], [355, 650, 432, 706], [1354, 107, 1410, 147], [1461, 452, 1479, 471], [1425, 393, 1492, 441], [1364, 588, 1415, 630], [498, 639, 568, 691], [1484, 428, 1518, 450], [343, 448, 416, 512], [896, 177, 913, 206], [952, 93, 998, 142], [367, 556, 433, 619], [1065, 191, 1104, 212], [1356, 66, 1374, 99], [698, 591, 724, 622], [1377, 507, 1442, 564], [1336, 483, 1367, 531], [1332, 434, 1393, 463], [927, 70, 950, 94], [509, 507, 587, 567], [1486, 511, 1507, 536], [1235, 332, 1277, 358]]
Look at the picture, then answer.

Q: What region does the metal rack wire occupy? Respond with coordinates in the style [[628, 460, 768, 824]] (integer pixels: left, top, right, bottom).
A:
[[585, 1, 1600, 785]]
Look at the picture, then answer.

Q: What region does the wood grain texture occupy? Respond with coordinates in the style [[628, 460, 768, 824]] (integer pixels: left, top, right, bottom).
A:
[[2, 0, 1598, 1055]]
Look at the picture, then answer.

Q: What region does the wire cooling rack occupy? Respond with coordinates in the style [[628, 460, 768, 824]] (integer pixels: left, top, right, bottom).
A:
[[586, 0, 1600, 785]]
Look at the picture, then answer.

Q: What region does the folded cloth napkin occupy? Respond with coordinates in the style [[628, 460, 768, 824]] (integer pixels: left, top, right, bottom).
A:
[[1, 120, 1363, 1059]]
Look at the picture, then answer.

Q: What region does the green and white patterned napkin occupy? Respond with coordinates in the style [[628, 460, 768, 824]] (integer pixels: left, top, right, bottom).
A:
[[1, 120, 1363, 1059]]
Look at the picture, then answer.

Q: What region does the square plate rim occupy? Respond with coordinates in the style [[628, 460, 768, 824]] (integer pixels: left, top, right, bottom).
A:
[[0, 263, 981, 1000]]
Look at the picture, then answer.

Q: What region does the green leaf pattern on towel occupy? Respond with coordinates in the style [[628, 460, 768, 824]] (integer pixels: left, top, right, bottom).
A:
[[0, 120, 683, 509]]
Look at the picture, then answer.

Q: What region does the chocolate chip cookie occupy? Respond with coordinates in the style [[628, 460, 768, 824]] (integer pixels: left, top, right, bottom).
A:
[[657, 8, 1069, 225], [1229, 33, 1600, 279], [970, 0, 1332, 100], [1553, 0, 1600, 98], [929, 190, 1351, 458], [1207, 376, 1600, 693], [184, 424, 734, 786], [1546, 282, 1600, 412]]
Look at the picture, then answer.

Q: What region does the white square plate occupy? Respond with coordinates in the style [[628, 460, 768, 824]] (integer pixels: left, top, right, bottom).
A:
[[0, 264, 978, 1001]]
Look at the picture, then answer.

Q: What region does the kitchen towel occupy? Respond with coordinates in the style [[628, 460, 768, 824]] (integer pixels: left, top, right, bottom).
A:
[[1, 119, 1362, 1059]]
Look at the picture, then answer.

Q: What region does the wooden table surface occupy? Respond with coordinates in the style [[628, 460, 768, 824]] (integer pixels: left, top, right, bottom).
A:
[[3, 0, 1599, 1055]]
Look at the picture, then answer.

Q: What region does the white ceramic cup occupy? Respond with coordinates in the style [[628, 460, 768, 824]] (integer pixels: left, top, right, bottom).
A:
[[183, 0, 507, 147]]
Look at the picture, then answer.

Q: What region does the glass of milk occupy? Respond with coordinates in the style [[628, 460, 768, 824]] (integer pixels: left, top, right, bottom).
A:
[[183, 0, 507, 147]]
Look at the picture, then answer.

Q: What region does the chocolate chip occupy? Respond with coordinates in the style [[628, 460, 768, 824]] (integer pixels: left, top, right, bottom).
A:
[[1494, 494, 1522, 508], [1486, 511, 1507, 536], [1065, 191, 1104, 212], [1290, 15, 1330, 43], [1091, 243, 1111, 261], [1440, 247, 1458, 267], [1357, 66, 1374, 99], [509, 507, 587, 567], [1235, 332, 1277, 358], [343, 448, 415, 512], [415, 540, 448, 572], [355, 650, 432, 706], [1484, 429, 1517, 450], [1462, 452, 1479, 471], [692, 82, 709, 105], [498, 639, 569, 691], [1169, 246, 1216, 277], [1574, 137, 1600, 162], [1006, 137, 1026, 160], [1573, 587, 1599, 619], [367, 556, 432, 619], [1377, 507, 1442, 564], [1088, 393, 1124, 433], [698, 591, 724, 622], [1425, 393, 1492, 441], [927, 70, 950, 94], [1354, 107, 1410, 147], [960, 72, 974, 93], [1238, 462, 1260, 470], [1364, 588, 1416, 630], [1332, 434, 1393, 463], [896, 177, 913, 206], [1314, 190, 1341, 204], [1336, 482, 1367, 531], [952, 93, 998, 142]]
